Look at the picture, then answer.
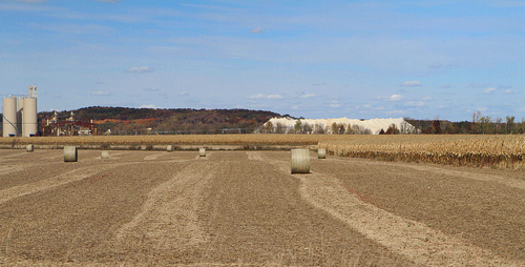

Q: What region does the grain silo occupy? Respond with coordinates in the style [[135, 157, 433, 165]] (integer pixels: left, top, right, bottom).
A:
[[22, 96, 37, 137], [2, 86, 38, 137], [2, 97, 17, 137]]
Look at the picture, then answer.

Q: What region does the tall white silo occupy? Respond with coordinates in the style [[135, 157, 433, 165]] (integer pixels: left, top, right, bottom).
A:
[[22, 97, 37, 137], [2, 97, 17, 137], [17, 97, 24, 136]]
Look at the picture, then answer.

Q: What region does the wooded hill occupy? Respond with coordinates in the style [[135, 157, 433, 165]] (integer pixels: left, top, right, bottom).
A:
[[37, 107, 281, 135]]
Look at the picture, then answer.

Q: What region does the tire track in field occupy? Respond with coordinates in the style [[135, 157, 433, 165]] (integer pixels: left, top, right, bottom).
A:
[[0, 164, 120, 205], [144, 152, 168, 161], [0, 159, 190, 206], [331, 157, 525, 190], [115, 161, 212, 250], [246, 151, 263, 161], [265, 157, 520, 266]]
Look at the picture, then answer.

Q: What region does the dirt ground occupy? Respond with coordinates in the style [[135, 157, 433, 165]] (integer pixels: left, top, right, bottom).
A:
[[0, 149, 523, 266]]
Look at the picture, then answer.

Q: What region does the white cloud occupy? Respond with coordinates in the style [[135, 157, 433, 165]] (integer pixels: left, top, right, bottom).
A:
[[422, 96, 432, 101], [400, 81, 422, 87], [144, 88, 159, 92], [179, 91, 190, 96], [440, 84, 452, 88], [328, 100, 341, 108], [390, 94, 402, 101], [483, 87, 496, 93], [428, 63, 442, 69], [250, 27, 263, 34], [249, 93, 283, 99], [125, 66, 152, 73], [504, 89, 513, 94], [376, 94, 403, 101], [300, 93, 316, 98], [405, 101, 425, 107], [91, 91, 109, 96]]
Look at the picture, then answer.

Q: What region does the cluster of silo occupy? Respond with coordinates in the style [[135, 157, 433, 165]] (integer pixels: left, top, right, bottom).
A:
[[2, 86, 38, 137]]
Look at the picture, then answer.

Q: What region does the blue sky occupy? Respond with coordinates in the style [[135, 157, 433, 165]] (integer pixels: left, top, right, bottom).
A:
[[1, 0, 524, 121]]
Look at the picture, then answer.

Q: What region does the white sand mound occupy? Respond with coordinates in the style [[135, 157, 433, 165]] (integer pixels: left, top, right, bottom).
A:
[[265, 117, 417, 135]]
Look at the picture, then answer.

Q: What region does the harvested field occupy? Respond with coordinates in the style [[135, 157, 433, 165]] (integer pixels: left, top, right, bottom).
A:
[[0, 149, 524, 266]]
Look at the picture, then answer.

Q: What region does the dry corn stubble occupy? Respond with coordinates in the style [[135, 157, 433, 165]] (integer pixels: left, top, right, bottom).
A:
[[320, 135, 525, 169]]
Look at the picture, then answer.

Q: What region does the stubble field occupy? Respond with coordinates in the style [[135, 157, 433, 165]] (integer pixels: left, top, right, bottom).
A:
[[0, 145, 524, 266]]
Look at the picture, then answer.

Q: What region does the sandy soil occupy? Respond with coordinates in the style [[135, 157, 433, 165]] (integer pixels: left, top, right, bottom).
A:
[[0, 149, 523, 266]]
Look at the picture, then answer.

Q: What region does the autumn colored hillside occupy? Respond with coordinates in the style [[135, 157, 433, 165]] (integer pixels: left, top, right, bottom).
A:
[[37, 107, 281, 135]]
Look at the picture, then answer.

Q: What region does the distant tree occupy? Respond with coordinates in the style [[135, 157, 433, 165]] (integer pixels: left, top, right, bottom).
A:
[[275, 122, 286, 134], [495, 117, 503, 134], [432, 118, 441, 134], [331, 122, 338, 134], [337, 124, 346, 134], [478, 116, 492, 134], [313, 124, 325, 134], [385, 124, 400, 134], [294, 120, 303, 134], [506, 115, 515, 134], [264, 121, 273, 133], [303, 123, 312, 134]]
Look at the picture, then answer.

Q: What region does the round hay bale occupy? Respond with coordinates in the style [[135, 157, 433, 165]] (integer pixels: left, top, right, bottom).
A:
[[317, 148, 326, 159], [291, 148, 310, 174], [101, 150, 109, 159], [199, 147, 206, 157], [26, 144, 34, 152], [64, 146, 78, 162], [167, 145, 173, 152]]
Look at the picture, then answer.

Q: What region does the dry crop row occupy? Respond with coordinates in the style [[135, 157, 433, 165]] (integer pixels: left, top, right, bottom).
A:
[[319, 135, 525, 169], [0, 134, 354, 147]]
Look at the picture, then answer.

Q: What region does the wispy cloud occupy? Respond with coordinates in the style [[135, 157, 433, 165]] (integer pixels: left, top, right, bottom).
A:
[[428, 63, 442, 69], [144, 88, 159, 92], [250, 27, 263, 34], [312, 82, 326, 86], [27, 23, 113, 34], [179, 91, 190, 96], [125, 66, 152, 73], [483, 87, 496, 94], [300, 93, 316, 98], [249, 93, 283, 99], [91, 91, 109, 96], [400, 81, 422, 87], [440, 84, 452, 88], [405, 101, 425, 107], [504, 89, 513, 94], [328, 100, 341, 108]]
